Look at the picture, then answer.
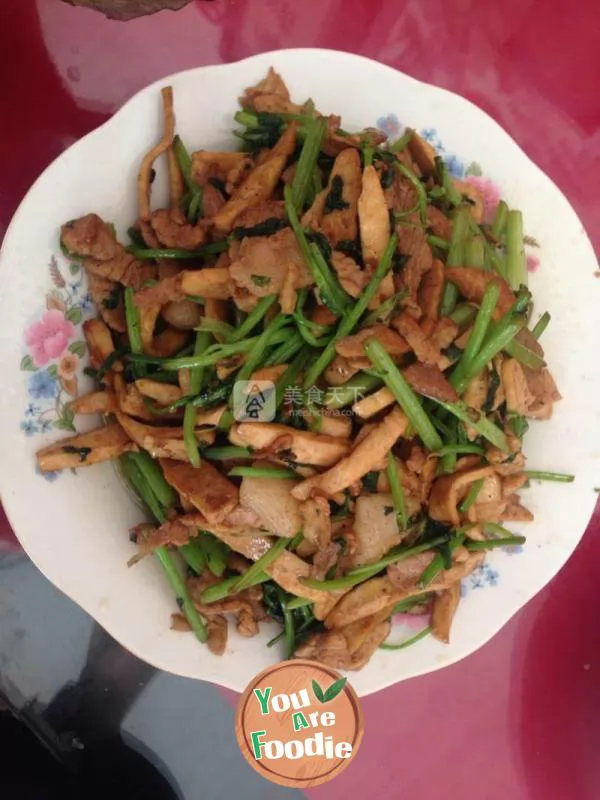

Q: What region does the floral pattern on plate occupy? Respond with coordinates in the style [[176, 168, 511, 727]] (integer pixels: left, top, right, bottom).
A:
[[20, 255, 93, 479]]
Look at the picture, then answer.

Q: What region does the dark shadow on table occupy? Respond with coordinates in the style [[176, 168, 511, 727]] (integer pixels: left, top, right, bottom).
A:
[[1, 624, 181, 799]]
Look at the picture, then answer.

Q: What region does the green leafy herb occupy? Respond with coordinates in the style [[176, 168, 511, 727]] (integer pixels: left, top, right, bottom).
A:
[[231, 217, 288, 240], [324, 175, 349, 213], [508, 414, 529, 439], [362, 471, 379, 493], [102, 287, 121, 310]]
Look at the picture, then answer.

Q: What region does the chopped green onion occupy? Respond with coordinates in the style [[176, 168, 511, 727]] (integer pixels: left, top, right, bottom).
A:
[[183, 330, 210, 467], [459, 479, 484, 513], [235, 315, 291, 384], [204, 446, 253, 461], [124, 287, 142, 354], [180, 541, 207, 575], [286, 597, 312, 611], [195, 318, 235, 339], [483, 522, 517, 538], [362, 290, 407, 327], [126, 241, 227, 260], [363, 337, 443, 452], [450, 282, 500, 393], [465, 235, 485, 268], [505, 210, 526, 289], [389, 128, 413, 153], [301, 535, 449, 592], [231, 537, 290, 593], [290, 118, 327, 212], [284, 185, 349, 316], [450, 303, 477, 331], [128, 329, 290, 371], [441, 209, 470, 316], [227, 295, 278, 343], [126, 451, 177, 509], [322, 373, 383, 409], [387, 452, 408, 529], [303, 235, 398, 389], [427, 235, 450, 251], [391, 594, 431, 614], [200, 571, 270, 604], [466, 536, 526, 551], [491, 201, 508, 239], [418, 534, 466, 589], [503, 336, 545, 370], [427, 398, 509, 452], [395, 162, 427, 224], [435, 157, 462, 206], [120, 454, 207, 642], [228, 466, 298, 480], [532, 312, 551, 340], [524, 471, 575, 483], [436, 444, 484, 457]]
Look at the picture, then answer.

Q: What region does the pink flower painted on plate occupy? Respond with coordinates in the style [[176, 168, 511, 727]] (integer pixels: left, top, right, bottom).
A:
[[527, 253, 540, 273], [25, 309, 75, 367], [464, 175, 502, 224]]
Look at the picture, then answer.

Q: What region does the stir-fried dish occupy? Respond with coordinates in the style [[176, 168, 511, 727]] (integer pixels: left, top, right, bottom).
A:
[[36, 69, 571, 669]]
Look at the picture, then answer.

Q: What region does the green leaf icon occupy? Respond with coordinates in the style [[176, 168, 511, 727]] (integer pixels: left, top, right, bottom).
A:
[[311, 679, 325, 703], [312, 676, 348, 704], [323, 677, 347, 702]]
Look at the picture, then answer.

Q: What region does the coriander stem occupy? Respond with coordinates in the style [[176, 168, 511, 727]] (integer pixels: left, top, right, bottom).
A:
[[387, 452, 408, 529], [364, 337, 443, 452], [228, 466, 298, 480], [505, 209, 526, 290], [524, 471, 575, 483]]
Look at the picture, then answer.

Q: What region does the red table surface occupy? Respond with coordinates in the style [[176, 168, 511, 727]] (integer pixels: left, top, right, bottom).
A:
[[1, 2, 599, 798]]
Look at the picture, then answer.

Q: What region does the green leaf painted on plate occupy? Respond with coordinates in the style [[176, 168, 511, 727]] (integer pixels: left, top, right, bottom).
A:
[[54, 417, 76, 432], [47, 364, 58, 378], [66, 307, 83, 324], [20, 355, 37, 372], [465, 162, 482, 177], [69, 262, 81, 275], [68, 341, 86, 357]]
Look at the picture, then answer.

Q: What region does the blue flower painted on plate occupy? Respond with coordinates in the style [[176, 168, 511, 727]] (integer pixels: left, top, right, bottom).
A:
[[443, 153, 465, 179], [80, 292, 94, 313], [35, 464, 59, 483], [20, 420, 39, 437], [19, 255, 94, 480], [29, 370, 58, 400], [376, 113, 403, 140]]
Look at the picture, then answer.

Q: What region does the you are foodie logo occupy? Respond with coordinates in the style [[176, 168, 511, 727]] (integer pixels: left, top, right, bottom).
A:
[[235, 659, 363, 787]]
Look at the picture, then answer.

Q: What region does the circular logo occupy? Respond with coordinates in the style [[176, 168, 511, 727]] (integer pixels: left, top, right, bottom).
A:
[[235, 659, 363, 788]]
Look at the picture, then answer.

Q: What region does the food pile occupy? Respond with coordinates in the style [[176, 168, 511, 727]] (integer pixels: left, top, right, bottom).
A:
[[36, 68, 565, 669]]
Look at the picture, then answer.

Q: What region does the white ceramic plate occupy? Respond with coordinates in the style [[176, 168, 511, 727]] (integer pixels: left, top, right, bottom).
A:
[[1, 49, 599, 696]]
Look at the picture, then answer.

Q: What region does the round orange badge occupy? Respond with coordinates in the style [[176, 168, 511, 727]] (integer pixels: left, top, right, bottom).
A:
[[235, 659, 364, 788]]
